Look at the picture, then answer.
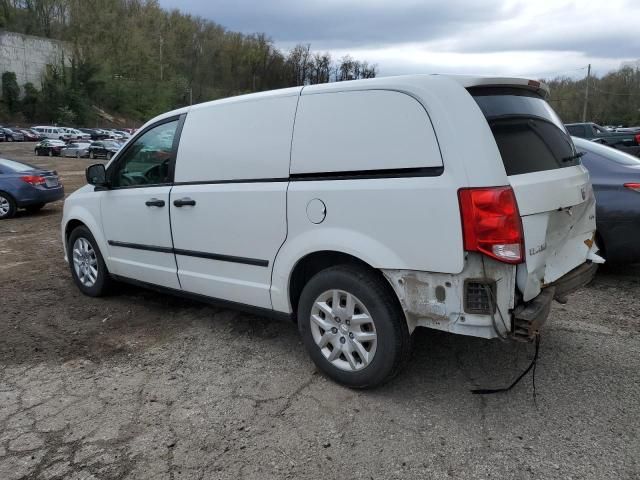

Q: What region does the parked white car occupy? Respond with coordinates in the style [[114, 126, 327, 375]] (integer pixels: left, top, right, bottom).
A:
[[61, 128, 91, 141], [61, 74, 603, 387]]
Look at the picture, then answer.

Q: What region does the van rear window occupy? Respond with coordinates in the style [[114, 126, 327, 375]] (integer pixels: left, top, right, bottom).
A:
[[470, 87, 580, 176]]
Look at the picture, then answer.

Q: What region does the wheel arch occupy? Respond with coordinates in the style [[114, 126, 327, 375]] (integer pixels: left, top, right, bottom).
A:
[[62, 207, 109, 267], [286, 250, 402, 324], [65, 218, 88, 245], [0, 189, 16, 200]]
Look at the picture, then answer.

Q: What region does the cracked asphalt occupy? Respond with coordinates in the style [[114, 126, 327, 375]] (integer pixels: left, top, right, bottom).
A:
[[1, 142, 639, 479]]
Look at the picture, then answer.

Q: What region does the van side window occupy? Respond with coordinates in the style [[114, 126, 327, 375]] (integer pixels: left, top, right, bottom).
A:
[[109, 120, 178, 188], [290, 90, 443, 174]]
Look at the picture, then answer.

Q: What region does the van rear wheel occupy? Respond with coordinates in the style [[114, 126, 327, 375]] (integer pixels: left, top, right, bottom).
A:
[[297, 265, 411, 388]]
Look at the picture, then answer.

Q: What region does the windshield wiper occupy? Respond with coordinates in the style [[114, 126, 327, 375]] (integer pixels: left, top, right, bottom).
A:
[[562, 151, 585, 162]]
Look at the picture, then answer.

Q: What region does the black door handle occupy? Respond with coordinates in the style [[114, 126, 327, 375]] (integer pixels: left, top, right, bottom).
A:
[[145, 198, 165, 207], [174, 198, 196, 207]]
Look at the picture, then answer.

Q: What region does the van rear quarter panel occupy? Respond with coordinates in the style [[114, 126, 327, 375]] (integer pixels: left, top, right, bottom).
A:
[[272, 83, 477, 313]]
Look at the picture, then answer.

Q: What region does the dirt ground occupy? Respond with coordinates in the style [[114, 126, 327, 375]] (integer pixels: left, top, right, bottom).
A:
[[0, 141, 639, 480]]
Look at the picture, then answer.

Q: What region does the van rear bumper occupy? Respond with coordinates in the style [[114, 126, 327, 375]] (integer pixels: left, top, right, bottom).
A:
[[512, 262, 598, 341], [548, 261, 598, 301]]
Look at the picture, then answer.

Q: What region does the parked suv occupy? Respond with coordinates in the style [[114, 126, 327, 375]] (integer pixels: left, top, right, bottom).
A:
[[62, 75, 602, 387]]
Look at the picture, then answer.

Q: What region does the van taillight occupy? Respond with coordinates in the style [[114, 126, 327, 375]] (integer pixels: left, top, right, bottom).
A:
[[458, 186, 524, 264], [635, 134, 640, 145]]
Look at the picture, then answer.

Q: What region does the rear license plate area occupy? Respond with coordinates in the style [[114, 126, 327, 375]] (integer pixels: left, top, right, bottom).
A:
[[45, 177, 58, 188]]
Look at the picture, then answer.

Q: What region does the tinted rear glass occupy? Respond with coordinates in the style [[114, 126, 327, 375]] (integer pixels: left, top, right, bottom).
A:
[[470, 87, 580, 176]]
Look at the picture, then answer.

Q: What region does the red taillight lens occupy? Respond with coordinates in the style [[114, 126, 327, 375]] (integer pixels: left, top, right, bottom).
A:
[[634, 134, 640, 145], [20, 175, 46, 186], [458, 186, 524, 264], [624, 182, 640, 192]]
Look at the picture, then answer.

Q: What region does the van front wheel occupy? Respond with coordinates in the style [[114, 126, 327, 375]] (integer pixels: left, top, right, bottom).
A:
[[68, 226, 112, 297], [297, 265, 411, 388]]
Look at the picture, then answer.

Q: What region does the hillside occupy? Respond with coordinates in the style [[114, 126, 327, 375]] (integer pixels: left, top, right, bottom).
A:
[[0, 0, 376, 125]]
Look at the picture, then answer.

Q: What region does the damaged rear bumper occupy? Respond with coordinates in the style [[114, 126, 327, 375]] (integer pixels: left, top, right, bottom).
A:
[[512, 262, 598, 341], [383, 255, 598, 342]]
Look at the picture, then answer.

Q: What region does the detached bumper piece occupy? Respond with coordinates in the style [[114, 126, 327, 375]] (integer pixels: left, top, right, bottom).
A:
[[512, 286, 555, 341], [511, 262, 599, 341]]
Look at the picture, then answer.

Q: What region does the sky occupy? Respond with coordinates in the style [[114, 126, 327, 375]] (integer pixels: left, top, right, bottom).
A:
[[157, 0, 640, 79]]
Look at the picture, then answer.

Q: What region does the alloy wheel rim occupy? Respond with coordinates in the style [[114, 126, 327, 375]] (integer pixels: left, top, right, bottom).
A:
[[0, 196, 10, 216], [310, 289, 377, 372], [72, 237, 98, 287]]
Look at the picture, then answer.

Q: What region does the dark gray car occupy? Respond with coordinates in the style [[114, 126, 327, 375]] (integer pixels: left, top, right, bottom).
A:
[[573, 137, 640, 263]]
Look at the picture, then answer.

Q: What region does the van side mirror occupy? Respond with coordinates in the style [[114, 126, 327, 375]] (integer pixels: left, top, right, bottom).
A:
[[86, 164, 107, 188]]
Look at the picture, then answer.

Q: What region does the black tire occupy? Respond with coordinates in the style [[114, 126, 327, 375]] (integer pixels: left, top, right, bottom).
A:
[[25, 203, 45, 213], [35, 149, 41, 156], [67, 226, 112, 297], [297, 264, 412, 388], [0, 191, 17, 219]]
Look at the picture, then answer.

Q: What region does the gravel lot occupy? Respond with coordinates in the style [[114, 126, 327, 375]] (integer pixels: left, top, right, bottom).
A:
[[1, 141, 639, 480]]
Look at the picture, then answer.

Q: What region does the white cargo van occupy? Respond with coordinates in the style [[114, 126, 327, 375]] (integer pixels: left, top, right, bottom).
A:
[[62, 75, 602, 387], [33, 126, 70, 141]]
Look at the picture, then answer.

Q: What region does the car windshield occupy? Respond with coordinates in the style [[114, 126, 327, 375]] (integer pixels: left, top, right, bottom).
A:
[[0, 158, 37, 172], [104, 141, 119, 148]]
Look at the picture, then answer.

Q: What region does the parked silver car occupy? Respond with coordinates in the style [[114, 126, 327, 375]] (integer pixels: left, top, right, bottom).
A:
[[60, 142, 92, 158]]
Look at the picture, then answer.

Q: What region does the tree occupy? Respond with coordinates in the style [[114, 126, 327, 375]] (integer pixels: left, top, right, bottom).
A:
[[1, 71, 20, 114], [0, 0, 378, 123], [21, 82, 39, 121]]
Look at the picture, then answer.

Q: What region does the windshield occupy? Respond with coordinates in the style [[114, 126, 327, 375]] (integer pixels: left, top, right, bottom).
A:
[[470, 87, 580, 176], [0, 158, 37, 172]]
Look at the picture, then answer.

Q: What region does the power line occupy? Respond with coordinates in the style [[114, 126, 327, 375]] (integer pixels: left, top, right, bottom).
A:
[[518, 65, 589, 79]]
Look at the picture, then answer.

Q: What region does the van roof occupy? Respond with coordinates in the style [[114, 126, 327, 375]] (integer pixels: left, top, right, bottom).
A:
[[144, 74, 550, 127]]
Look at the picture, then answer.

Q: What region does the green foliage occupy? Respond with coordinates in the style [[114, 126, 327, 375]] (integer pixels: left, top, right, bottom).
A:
[[55, 105, 75, 124], [21, 82, 40, 121], [0, 0, 378, 126], [2, 71, 21, 114], [545, 66, 640, 125]]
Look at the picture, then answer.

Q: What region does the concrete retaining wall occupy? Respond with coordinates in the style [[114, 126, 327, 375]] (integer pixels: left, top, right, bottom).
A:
[[0, 30, 71, 87]]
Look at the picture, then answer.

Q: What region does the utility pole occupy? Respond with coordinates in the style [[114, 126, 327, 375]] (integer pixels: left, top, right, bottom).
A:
[[582, 63, 591, 122], [159, 36, 164, 81]]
